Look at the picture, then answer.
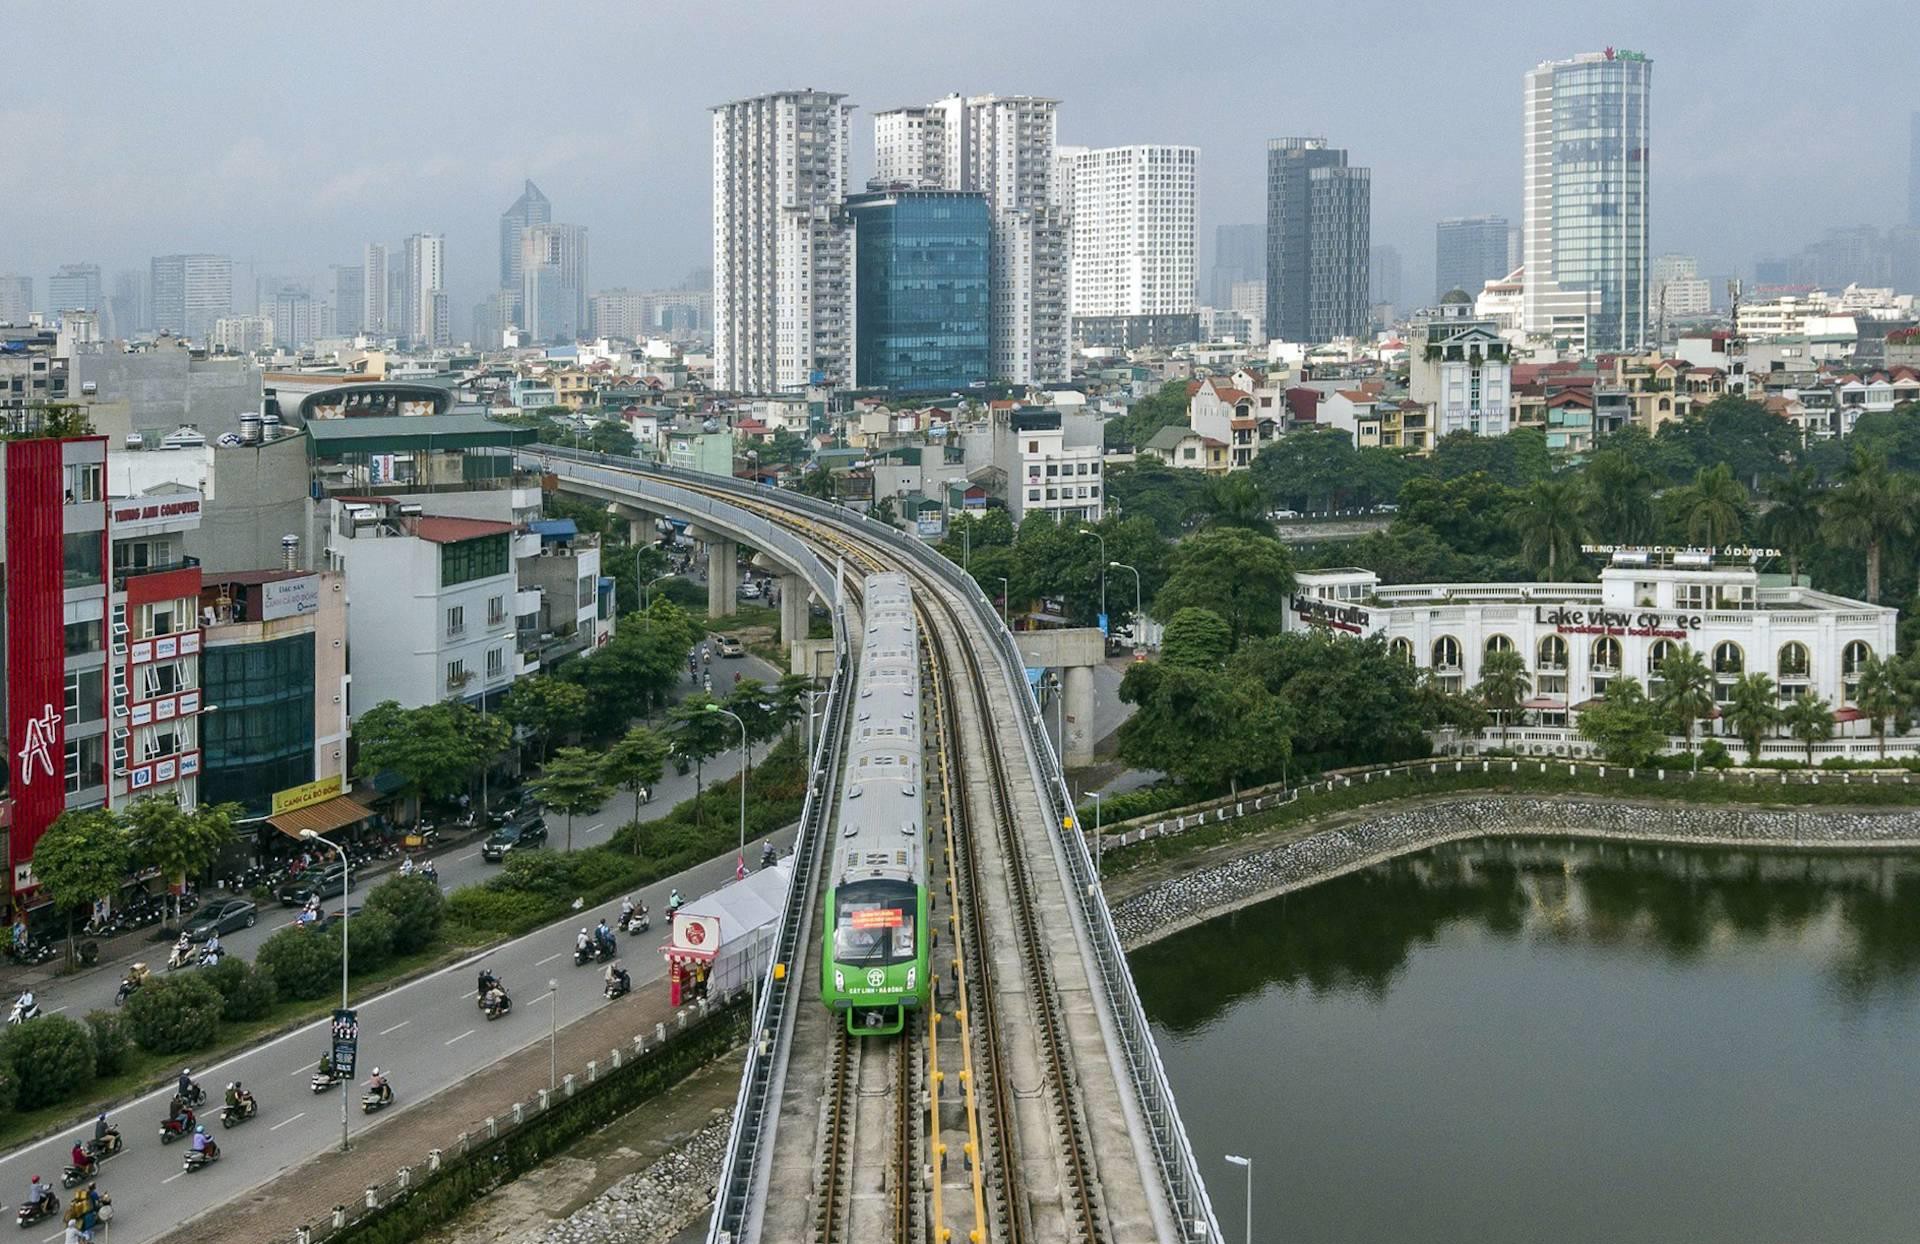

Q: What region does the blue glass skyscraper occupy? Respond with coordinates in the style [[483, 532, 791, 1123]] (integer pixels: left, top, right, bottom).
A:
[[849, 190, 990, 392]]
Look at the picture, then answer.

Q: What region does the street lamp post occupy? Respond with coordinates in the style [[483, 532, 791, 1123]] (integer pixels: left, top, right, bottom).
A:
[[643, 572, 676, 610], [547, 978, 559, 1092], [997, 576, 1010, 629], [706, 704, 749, 870], [1080, 528, 1107, 628], [301, 829, 351, 1153], [1109, 561, 1142, 645], [1225, 1153, 1252, 1244], [960, 524, 970, 572]]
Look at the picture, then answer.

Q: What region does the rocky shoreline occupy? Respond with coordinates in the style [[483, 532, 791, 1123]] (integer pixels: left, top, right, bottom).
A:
[[1111, 796, 1920, 949], [517, 1112, 729, 1244]]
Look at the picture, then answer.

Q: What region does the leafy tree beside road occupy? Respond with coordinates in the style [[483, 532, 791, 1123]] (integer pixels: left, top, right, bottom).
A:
[[529, 747, 613, 852], [1153, 528, 1295, 651]]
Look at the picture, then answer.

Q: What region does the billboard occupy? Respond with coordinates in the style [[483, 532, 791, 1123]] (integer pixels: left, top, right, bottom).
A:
[[272, 774, 344, 816], [261, 574, 321, 621], [6, 439, 73, 891]]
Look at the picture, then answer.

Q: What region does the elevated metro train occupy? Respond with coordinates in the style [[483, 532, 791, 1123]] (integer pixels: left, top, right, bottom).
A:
[[820, 573, 931, 1035]]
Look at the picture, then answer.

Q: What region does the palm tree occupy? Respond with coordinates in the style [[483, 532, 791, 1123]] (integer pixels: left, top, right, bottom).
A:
[[1722, 672, 1781, 763], [1511, 478, 1587, 578], [1824, 449, 1911, 604], [1474, 648, 1532, 745], [1783, 694, 1834, 768], [1201, 472, 1274, 536], [1581, 449, 1656, 543], [1854, 653, 1904, 759], [1654, 646, 1716, 762], [1666, 464, 1749, 547], [1760, 468, 1823, 586]]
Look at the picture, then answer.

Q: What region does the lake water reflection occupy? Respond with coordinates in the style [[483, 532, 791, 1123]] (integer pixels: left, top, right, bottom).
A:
[[1131, 838, 1920, 1244]]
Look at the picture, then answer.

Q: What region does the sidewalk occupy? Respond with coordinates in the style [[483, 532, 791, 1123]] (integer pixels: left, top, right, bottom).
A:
[[151, 980, 733, 1244]]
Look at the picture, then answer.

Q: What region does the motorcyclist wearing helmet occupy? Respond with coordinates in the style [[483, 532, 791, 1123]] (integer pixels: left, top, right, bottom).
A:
[[189, 1126, 216, 1158], [177, 1068, 197, 1102], [92, 1113, 111, 1147], [575, 928, 591, 956], [603, 958, 631, 995], [366, 1068, 391, 1104], [28, 1173, 56, 1214], [69, 1137, 92, 1175], [316, 1051, 335, 1079], [477, 967, 498, 999], [224, 1082, 242, 1112]]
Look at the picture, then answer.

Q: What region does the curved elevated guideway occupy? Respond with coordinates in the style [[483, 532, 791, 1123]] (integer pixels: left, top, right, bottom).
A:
[[529, 449, 1223, 1244]]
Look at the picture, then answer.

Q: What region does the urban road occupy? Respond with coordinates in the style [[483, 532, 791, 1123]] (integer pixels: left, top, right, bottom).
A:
[[0, 653, 784, 1244]]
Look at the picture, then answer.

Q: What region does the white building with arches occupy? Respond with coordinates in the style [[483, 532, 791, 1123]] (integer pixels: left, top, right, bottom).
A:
[[1289, 553, 1900, 759]]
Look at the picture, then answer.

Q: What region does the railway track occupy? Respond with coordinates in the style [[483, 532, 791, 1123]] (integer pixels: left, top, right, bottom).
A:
[[535, 455, 1181, 1243]]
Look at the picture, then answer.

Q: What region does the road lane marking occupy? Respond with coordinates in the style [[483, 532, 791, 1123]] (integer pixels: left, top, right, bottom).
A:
[[536, 952, 564, 966], [445, 1029, 475, 1046], [163, 1171, 185, 1183], [584, 823, 603, 834], [47, 1005, 67, 1014], [379, 1020, 410, 1036], [269, 1112, 307, 1131], [457, 850, 481, 861]]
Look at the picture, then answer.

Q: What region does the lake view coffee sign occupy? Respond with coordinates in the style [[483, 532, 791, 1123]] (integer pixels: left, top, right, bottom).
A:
[[1291, 595, 1373, 635], [1535, 606, 1701, 639]]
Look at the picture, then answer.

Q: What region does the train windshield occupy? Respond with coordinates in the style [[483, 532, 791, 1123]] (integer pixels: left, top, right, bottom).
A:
[[834, 880, 917, 966]]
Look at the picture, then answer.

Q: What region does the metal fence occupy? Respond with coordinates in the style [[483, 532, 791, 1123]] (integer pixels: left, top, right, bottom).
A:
[[1095, 756, 1920, 855], [527, 449, 1226, 1244]]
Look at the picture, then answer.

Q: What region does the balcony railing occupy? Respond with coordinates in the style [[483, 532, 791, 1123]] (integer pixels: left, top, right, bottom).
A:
[[113, 555, 200, 592]]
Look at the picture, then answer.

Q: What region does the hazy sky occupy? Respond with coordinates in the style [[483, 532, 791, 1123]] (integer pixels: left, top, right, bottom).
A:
[[5, 1, 1913, 319]]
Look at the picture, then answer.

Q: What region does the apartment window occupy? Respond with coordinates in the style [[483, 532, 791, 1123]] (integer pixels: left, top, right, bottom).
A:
[[140, 723, 189, 762], [440, 534, 509, 587], [487, 595, 507, 627], [486, 647, 505, 680], [63, 532, 103, 589], [446, 605, 466, 638], [1675, 583, 1708, 610], [1027, 489, 1041, 502], [446, 659, 468, 692], [64, 619, 103, 657], [64, 735, 105, 794], [1027, 441, 1038, 453], [1046, 464, 1057, 477], [63, 668, 104, 726], [140, 601, 179, 638], [140, 660, 193, 699], [578, 575, 593, 609], [63, 463, 102, 503]]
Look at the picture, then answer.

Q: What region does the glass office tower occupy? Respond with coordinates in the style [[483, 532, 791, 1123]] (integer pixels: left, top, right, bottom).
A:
[[849, 189, 990, 392], [1523, 50, 1653, 352]]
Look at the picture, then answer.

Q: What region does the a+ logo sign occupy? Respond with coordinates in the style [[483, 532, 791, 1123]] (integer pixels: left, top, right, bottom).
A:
[[16, 704, 57, 785]]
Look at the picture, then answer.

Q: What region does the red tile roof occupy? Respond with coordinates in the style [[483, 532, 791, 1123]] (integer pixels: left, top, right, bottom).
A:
[[414, 517, 514, 545]]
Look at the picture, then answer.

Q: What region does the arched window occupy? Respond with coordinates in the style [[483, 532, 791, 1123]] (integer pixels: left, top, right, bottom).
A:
[[1590, 637, 1622, 672], [1658, 397, 1672, 412], [1843, 641, 1872, 675], [1537, 635, 1568, 671], [1388, 637, 1414, 664], [1712, 642, 1744, 676], [1485, 634, 1514, 655], [1647, 639, 1675, 675], [1432, 636, 1462, 669], [1777, 642, 1810, 680]]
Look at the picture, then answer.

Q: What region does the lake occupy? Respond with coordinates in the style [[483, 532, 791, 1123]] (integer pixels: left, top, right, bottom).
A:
[[1130, 837, 1920, 1243]]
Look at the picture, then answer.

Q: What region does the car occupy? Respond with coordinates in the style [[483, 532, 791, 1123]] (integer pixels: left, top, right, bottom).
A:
[[481, 815, 549, 863], [738, 579, 762, 600], [715, 635, 744, 658], [1271, 508, 1300, 520], [186, 898, 258, 942], [276, 863, 353, 908]]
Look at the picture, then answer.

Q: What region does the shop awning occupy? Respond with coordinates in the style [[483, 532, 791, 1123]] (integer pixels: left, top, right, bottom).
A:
[[1522, 697, 1566, 711], [268, 795, 375, 839], [1832, 706, 1868, 723]]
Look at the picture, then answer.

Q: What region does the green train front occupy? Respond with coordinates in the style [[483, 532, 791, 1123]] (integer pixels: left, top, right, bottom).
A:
[[821, 573, 931, 1036]]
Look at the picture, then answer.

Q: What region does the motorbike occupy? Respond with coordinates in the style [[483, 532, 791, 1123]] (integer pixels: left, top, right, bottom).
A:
[[3, 938, 55, 967], [573, 942, 595, 967], [219, 1096, 257, 1128], [165, 942, 194, 972], [158, 1110, 197, 1143], [361, 1087, 393, 1115], [196, 944, 223, 969], [62, 1131, 120, 1187], [419, 861, 439, 884], [618, 907, 650, 935], [15, 1194, 59, 1228], [7, 997, 40, 1025], [311, 1068, 341, 1093], [483, 993, 512, 1021], [115, 965, 151, 1007], [183, 1143, 220, 1172], [179, 1082, 207, 1109], [603, 973, 631, 1000]]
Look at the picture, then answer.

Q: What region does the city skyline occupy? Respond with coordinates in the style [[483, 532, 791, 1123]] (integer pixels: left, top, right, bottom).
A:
[[3, 2, 1917, 324]]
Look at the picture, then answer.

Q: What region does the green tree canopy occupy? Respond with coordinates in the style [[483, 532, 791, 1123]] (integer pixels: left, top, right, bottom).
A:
[[30, 809, 129, 960], [1153, 528, 1295, 650], [1576, 677, 1666, 768], [1783, 694, 1835, 766], [1663, 464, 1749, 547], [1159, 608, 1233, 670], [1474, 648, 1532, 744], [1653, 646, 1715, 757], [601, 724, 670, 852], [124, 797, 237, 912], [529, 746, 613, 852], [1722, 672, 1781, 763], [501, 675, 589, 761], [1115, 661, 1290, 791], [1511, 478, 1588, 578], [1825, 449, 1912, 605], [353, 701, 494, 806]]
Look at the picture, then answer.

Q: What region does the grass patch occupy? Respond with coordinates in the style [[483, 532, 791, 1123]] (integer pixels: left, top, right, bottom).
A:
[[1101, 762, 1920, 877]]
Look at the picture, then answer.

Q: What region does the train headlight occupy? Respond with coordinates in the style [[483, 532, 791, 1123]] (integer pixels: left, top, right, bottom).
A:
[[834, 970, 844, 992], [905, 966, 916, 991]]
